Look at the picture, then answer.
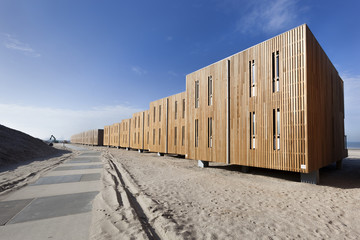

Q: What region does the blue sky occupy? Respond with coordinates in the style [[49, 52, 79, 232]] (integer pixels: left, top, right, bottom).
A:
[[0, 0, 359, 141]]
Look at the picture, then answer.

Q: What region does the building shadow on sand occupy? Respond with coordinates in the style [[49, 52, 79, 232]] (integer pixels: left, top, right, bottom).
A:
[[209, 154, 360, 189]]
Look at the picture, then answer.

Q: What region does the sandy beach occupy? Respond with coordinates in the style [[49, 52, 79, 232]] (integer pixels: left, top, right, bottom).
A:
[[87, 147, 360, 239], [1, 142, 359, 239]]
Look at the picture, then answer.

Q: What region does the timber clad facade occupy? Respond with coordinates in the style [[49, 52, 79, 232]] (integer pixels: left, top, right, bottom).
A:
[[71, 24, 347, 182]]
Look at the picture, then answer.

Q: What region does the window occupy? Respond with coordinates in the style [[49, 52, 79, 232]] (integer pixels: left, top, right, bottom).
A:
[[208, 117, 213, 148], [153, 129, 155, 145], [182, 126, 185, 146], [175, 101, 178, 119], [174, 127, 177, 146], [195, 80, 199, 108], [249, 60, 255, 97], [134, 132, 136, 143], [138, 132, 140, 144], [153, 107, 156, 123], [250, 112, 255, 149], [135, 117, 137, 129], [273, 108, 280, 150], [182, 99, 185, 118], [138, 116, 140, 128], [272, 51, 280, 92], [195, 119, 199, 147], [147, 131, 149, 144], [158, 128, 161, 145], [208, 75, 213, 106], [159, 105, 161, 122]]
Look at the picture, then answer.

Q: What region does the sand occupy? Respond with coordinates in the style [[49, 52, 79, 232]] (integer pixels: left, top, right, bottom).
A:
[[88, 147, 360, 239], [0, 125, 59, 167], [0, 144, 75, 197]]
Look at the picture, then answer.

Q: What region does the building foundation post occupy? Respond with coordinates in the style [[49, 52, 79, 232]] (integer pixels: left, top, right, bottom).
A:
[[300, 170, 319, 184], [198, 160, 209, 168]]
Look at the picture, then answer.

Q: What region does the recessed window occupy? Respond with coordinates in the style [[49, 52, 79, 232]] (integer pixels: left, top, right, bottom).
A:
[[147, 131, 149, 144], [250, 112, 255, 149], [272, 51, 280, 92], [134, 132, 136, 143], [208, 75, 213, 106], [249, 60, 256, 97], [174, 127, 177, 146], [208, 117, 213, 148], [195, 119, 199, 147], [135, 117, 137, 129], [158, 128, 161, 145], [195, 80, 199, 108], [182, 99, 185, 118], [182, 126, 185, 146], [153, 129, 155, 145], [153, 107, 156, 123], [273, 108, 280, 150], [138, 132, 140, 144], [159, 105, 161, 122], [138, 116, 140, 128], [175, 101, 178, 120]]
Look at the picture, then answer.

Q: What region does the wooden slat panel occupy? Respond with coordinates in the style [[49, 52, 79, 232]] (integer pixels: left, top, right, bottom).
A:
[[168, 92, 186, 155]]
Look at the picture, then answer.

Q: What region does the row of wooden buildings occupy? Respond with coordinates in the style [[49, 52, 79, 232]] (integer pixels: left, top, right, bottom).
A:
[[71, 24, 347, 184]]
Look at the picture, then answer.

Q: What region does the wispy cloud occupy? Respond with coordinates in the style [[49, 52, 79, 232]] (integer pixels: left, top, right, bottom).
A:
[[0, 104, 142, 140], [2, 33, 41, 57], [236, 0, 303, 34], [131, 66, 147, 75], [166, 36, 173, 41], [167, 70, 178, 77], [342, 73, 360, 141]]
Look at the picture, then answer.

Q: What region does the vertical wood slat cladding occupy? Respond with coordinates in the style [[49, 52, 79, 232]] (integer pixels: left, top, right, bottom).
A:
[[305, 26, 347, 172], [186, 24, 346, 172], [71, 24, 346, 174], [70, 129, 103, 146], [149, 97, 168, 153], [110, 123, 121, 147], [168, 92, 186, 155], [143, 110, 150, 150], [186, 61, 227, 163], [120, 119, 131, 148], [130, 111, 145, 150], [103, 125, 110, 146]]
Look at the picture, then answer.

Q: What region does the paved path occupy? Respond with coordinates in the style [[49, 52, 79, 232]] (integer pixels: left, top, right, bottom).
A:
[[0, 146, 103, 240]]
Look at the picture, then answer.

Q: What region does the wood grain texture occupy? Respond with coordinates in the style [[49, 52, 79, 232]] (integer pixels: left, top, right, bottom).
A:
[[168, 92, 186, 155], [148, 97, 168, 153], [120, 119, 131, 148], [130, 111, 145, 150]]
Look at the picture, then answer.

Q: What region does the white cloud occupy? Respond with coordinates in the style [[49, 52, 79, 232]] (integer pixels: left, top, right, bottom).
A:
[[342, 73, 360, 141], [0, 104, 142, 140], [2, 33, 41, 57], [236, 0, 301, 34], [167, 70, 178, 77], [131, 66, 147, 75]]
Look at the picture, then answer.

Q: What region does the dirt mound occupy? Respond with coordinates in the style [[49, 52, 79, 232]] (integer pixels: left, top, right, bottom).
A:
[[0, 125, 58, 166]]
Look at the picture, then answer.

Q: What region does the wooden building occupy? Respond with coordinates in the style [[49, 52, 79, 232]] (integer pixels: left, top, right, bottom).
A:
[[186, 24, 347, 183], [167, 92, 186, 155], [71, 129, 103, 146], [143, 110, 150, 150], [148, 97, 168, 154], [120, 119, 131, 149], [130, 111, 145, 151], [103, 125, 111, 146], [110, 123, 121, 148]]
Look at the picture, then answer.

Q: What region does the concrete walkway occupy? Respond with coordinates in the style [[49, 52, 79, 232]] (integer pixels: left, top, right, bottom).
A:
[[0, 146, 103, 240]]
